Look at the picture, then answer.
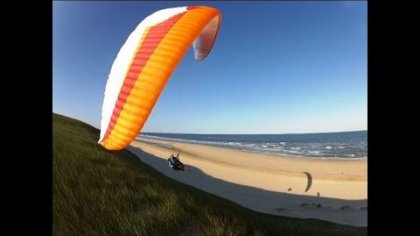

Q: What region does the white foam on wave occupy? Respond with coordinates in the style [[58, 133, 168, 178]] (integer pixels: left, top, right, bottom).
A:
[[226, 141, 242, 146], [308, 150, 321, 155]]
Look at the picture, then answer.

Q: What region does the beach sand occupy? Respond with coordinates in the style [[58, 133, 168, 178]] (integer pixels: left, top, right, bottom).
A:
[[128, 138, 367, 227]]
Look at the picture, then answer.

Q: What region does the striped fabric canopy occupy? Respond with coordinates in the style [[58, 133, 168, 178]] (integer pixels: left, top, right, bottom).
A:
[[99, 6, 222, 150]]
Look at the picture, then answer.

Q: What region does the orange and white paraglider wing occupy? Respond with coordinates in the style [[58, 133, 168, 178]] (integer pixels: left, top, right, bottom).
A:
[[98, 6, 222, 150]]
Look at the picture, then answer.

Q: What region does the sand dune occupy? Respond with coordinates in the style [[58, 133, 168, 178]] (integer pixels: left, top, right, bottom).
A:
[[128, 138, 367, 227]]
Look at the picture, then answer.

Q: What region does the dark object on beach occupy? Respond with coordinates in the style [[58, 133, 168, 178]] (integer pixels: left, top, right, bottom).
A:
[[288, 187, 292, 191], [168, 152, 185, 171], [317, 192, 320, 197]]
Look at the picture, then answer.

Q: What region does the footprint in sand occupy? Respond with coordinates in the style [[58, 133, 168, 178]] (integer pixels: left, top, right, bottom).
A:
[[300, 203, 322, 208], [311, 203, 322, 208], [275, 207, 293, 212], [340, 205, 352, 210]]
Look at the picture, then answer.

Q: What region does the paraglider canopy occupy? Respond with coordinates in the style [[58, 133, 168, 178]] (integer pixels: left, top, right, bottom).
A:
[[193, 14, 220, 60], [98, 6, 222, 150]]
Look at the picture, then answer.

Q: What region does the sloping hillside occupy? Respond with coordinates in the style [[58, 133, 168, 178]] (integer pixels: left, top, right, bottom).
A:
[[53, 113, 367, 236]]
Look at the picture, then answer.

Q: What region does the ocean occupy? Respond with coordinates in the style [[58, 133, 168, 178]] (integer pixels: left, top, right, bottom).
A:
[[138, 131, 367, 159]]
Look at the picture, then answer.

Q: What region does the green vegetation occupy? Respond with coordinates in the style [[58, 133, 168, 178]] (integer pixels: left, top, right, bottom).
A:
[[53, 113, 367, 236]]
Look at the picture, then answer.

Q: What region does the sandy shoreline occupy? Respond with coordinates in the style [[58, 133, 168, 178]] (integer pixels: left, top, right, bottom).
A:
[[128, 138, 367, 227]]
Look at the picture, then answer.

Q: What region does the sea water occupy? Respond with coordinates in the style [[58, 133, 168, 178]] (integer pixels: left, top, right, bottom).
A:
[[138, 131, 367, 159]]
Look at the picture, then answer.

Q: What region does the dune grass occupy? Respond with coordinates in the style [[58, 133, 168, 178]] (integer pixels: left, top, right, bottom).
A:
[[53, 113, 367, 236]]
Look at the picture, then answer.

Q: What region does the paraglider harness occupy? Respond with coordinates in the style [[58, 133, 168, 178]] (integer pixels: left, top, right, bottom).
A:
[[168, 152, 185, 171]]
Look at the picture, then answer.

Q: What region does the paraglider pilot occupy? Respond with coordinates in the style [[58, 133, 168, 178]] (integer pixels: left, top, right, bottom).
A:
[[168, 152, 185, 171]]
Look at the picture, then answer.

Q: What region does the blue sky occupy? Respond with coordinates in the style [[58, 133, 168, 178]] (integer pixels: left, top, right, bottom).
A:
[[53, 1, 367, 134]]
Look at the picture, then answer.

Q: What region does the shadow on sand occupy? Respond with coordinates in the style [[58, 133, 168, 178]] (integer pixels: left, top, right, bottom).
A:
[[303, 171, 313, 192], [128, 146, 367, 227]]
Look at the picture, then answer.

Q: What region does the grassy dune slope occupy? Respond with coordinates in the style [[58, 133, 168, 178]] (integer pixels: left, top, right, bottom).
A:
[[53, 113, 367, 236]]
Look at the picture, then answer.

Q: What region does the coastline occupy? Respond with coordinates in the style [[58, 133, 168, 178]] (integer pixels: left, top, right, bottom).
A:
[[128, 137, 367, 226]]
